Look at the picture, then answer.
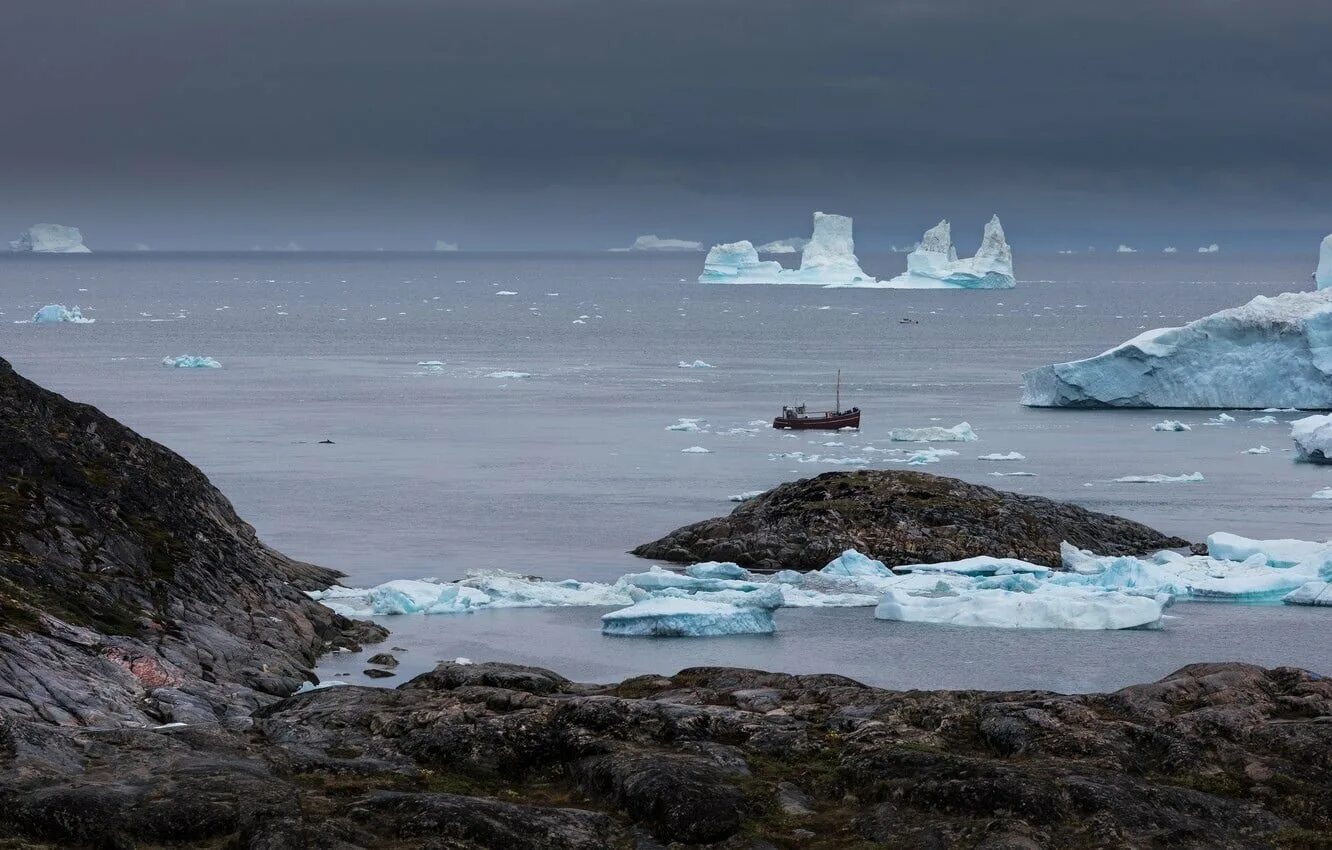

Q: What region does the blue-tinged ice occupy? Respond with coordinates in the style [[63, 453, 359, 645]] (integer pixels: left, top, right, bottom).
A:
[[162, 355, 221, 369], [1317, 234, 1332, 290], [685, 562, 751, 580], [872, 216, 1015, 290], [32, 304, 94, 324], [888, 422, 978, 442], [874, 584, 1164, 630], [699, 213, 875, 286], [1284, 581, 1332, 606], [1022, 282, 1332, 409], [1291, 414, 1332, 463], [820, 550, 894, 578], [894, 556, 1052, 577], [601, 597, 775, 637]]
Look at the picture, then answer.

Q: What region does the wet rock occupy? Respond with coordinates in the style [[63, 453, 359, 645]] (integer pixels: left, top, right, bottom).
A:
[[366, 653, 399, 668], [633, 469, 1189, 570], [362, 668, 396, 679]]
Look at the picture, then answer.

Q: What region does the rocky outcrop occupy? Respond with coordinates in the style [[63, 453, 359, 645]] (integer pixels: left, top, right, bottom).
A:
[[0, 356, 383, 727], [633, 469, 1188, 570], [2, 660, 1328, 847]]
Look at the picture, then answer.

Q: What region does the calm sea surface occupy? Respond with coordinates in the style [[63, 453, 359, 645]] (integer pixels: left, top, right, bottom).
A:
[[3, 250, 1328, 691]]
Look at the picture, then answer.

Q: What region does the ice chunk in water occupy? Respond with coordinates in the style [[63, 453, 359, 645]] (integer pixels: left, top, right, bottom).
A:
[[874, 584, 1164, 630], [601, 597, 775, 637], [32, 304, 94, 324], [162, 355, 221, 369], [888, 422, 978, 442]]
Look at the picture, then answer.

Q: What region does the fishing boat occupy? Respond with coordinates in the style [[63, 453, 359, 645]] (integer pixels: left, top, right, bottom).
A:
[[772, 370, 860, 430]]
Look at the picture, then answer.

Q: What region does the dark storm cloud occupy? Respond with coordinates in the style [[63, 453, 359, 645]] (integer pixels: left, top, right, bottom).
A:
[[2, 1, 1329, 248], [5, 0, 1329, 172]]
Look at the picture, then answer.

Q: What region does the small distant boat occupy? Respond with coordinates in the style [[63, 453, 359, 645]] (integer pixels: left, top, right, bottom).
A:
[[773, 370, 861, 430]]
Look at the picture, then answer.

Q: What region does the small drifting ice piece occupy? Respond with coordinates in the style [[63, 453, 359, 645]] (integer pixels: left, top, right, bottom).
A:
[[728, 489, 764, 502], [874, 584, 1165, 630], [486, 370, 530, 379], [680, 445, 712, 453], [32, 304, 94, 324], [9, 223, 91, 253], [906, 448, 959, 465], [1285, 581, 1332, 606], [1152, 420, 1190, 432], [1113, 472, 1204, 484], [162, 355, 221, 369], [678, 360, 714, 368], [1242, 446, 1271, 455], [666, 418, 706, 432], [601, 597, 775, 637], [888, 422, 978, 442], [1291, 414, 1332, 463], [878, 216, 1015, 290], [978, 451, 1025, 461]]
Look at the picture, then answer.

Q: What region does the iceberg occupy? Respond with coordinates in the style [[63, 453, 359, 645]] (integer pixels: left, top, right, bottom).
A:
[[9, 223, 91, 253], [485, 370, 530, 379], [1117, 245, 1137, 254], [601, 597, 775, 637], [874, 216, 1015, 290], [677, 359, 715, 368], [887, 422, 978, 442], [433, 240, 459, 252], [685, 562, 751, 580], [1022, 288, 1332, 408], [680, 445, 712, 453], [1204, 531, 1332, 570], [728, 489, 764, 502], [874, 584, 1164, 630], [1199, 244, 1220, 254], [893, 556, 1051, 577], [1291, 414, 1332, 463], [1317, 234, 1332, 290], [698, 213, 874, 286], [162, 355, 221, 369], [1284, 582, 1332, 606], [820, 549, 894, 578], [906, 448, 959, 465], [31, 304, 94, 324], [1113, 472, 1204, 484], [617, 235, 703, 252], [1152, 420, 1191, 432], [977, 452, 1025, 461], [756, 238, 808, 254]]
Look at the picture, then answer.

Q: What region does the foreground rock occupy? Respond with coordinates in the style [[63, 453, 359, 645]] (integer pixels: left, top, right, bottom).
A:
[[3, 660, 1328, 847], [0, 356, 383, 726], [634, 469, 1188, 570]]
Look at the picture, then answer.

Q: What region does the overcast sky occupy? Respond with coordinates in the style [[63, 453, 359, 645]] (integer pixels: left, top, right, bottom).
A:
[[3, 0, 1329, 250]]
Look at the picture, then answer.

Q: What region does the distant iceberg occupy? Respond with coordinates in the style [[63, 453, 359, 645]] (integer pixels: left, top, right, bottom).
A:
[[162, 355, 221, 369], [1163, 247, 1178, 254], [873, 216, 1014, 290], [31, 304, 94, 324], [9, 224, 91, 253], [677, 359, 714, 368], [756, 238, 808, 254], [1022, 285, 1332, 409], [616, 234, 703, 252], [1198, 244, 1220, 254], [1317, 234, 1332, 290], [433, 240, 459, 252], [698, 212, 874, 286], [1117, 244, 1137, 254], [1291, 414, 1332, 463], [977, 451, 1024, 461], [1113, 472, 1204, 484], [601, 597, 775, 637], [1152, 420, 1191, 432]]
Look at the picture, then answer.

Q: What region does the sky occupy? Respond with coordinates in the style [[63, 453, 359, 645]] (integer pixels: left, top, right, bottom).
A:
[[2, 0, 1330, 251]]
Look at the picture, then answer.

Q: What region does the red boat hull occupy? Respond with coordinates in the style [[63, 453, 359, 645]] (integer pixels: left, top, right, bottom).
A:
[[772, 410, 861, 430]]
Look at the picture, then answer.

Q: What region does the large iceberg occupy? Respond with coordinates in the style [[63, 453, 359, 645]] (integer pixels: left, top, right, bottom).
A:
[[874, 216, 1014, 290], [1292, 414, 1332, 463], [9, 223, 91, 253], [31, 304, 94, 324], [1317, 234, 1332, 290], [699, 212, 874, 286], [601, 597, 775, 637], [162, 355, 222, 369], [1022, 288, 1332, 408]]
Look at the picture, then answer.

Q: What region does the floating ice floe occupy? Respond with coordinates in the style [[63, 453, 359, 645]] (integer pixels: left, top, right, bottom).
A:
[[1113, 472, 1204, 484], [1250, 415, 1278, 424], [1208, 413, 1235, 424], [678, 360, 714, 368], [978, 452, 1025, 461], [1291, 414, 1332, 463], [769, 451, 869, 465], [874, 584, 1165, 630], [486, 370, 530, 379], [616, 235, 703, 252], [990, 471, 1037, 477], [434, 240, 459, 252], [1152, 420, 1191, 432], [1199, 244, 1220, 254], [1314, 488, 1332, 500], [31, 304, 94, 324], [162, 355, 221, 369], [1242, 446, 1271, 455], [494, 291, 518, 296], [1285, 582, 1332, 606], [601, 597, 775, 637], [698, 212, 874, 286], [874, 216, 1015, 290], [888, 422, 978, 442], [9, 223, 91, 253], [666, 418, 707, 432], [681, 445, 712, 453], [728, 490, 765, 502], [906, 448, 959, 465], [416, 360, 446, 372], [1022, 276, 1332, 408]]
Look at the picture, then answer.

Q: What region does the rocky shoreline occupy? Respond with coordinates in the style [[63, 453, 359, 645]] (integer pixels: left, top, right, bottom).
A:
[[1, 357, 1329, 848]]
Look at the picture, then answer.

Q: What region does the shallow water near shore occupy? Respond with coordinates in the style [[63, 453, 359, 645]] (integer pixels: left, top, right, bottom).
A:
[[3, 249, 1329, 691]]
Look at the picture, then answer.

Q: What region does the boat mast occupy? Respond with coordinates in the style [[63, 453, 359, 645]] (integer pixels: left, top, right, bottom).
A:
[[836, 369, 841, 412]]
